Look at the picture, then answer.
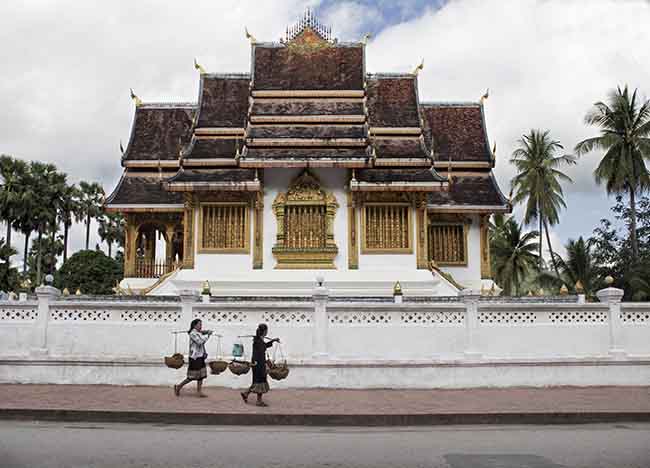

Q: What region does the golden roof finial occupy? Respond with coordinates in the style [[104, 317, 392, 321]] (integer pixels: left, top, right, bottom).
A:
[[360, 32, 372, 45], [75, 288, 82, 296], [193, 58, 206, 74], [412, 58, 424, 76], [119, 140, 125, 154], [480, 88, 489, 104], [130, 88, 142, 106], [245, 26, 257, 44], [492, 142, 496, 158], [393, 281, 403, 296]]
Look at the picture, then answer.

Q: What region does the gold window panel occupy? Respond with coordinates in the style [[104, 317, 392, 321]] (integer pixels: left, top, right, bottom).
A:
[[198, 202, 250, 253], [361, 203, 412, 254], [272, 170, 339, 269], [428, 223, 468, 266]]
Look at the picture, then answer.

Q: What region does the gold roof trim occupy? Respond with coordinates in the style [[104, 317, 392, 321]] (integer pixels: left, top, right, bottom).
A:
[[252, 90, 365, 98]]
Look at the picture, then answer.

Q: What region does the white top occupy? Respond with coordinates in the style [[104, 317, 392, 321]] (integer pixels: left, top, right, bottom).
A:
[[188, 329, 212, 359]]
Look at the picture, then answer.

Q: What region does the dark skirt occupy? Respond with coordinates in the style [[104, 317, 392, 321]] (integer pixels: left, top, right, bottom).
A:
[[187, 357, 207, 381], [249, 361, 269, 394]]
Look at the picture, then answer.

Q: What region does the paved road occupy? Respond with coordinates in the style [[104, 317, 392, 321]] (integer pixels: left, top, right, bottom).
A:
[[1, 421, 649, 468]]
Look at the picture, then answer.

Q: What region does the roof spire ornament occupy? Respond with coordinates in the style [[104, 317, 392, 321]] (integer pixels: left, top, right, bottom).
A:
[[480, 88, 490, 104], [360, 32, 372, 45], [492, 142, 497, 159], [119, 140, 125, 154], [193, 58, 206, 74], [245, 26, 257, 44], [412, 59, 424, 76], [130, 88, 142, 106]]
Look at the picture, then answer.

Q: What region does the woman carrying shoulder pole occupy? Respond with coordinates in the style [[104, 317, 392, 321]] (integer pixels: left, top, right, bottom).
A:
[[241, 323, 279, 407], [174, 318, 213, 398]]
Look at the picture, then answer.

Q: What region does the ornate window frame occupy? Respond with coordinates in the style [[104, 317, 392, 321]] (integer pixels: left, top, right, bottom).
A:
[[360, 202, 413, 254], [197, 201, 251, 254], [272, 170, 339, 269], [427, 214, 470, 267]]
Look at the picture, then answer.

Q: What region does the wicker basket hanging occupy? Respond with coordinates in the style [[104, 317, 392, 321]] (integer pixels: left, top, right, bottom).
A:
[[228, 360, 251, 375], [208, 335, 228, 375], [164, 332, 185, 369], [268, 342, 289, 381]]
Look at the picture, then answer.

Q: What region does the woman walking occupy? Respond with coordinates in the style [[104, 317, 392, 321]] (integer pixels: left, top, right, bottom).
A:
[[174, 318, 213, 398], [240, 323, 279, 407]]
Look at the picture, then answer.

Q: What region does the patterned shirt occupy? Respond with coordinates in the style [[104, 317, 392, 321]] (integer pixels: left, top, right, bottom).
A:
[[188, 329, 212, 359]]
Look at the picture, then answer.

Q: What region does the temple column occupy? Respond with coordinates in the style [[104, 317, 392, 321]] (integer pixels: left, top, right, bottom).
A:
[[347, 191, 358, 269], [124, 214, 138, 277], [253, 192, 264, 269], [415, 194, 428, 269], [480, 214, 492, 279], [165, 225, 175, 267], [183, 194, 195, 269]]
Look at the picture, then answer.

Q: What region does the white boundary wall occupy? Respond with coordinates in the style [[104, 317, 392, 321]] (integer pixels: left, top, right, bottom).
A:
[[0, 286, 649, 388]]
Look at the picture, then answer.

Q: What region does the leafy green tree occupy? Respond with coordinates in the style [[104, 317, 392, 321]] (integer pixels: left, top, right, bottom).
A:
[[27, 235, 64, 285], [0, 155, 28, 253], [78, 182, 105, 250], [58, 183, 82, 263], [541, 237, 604, 298], [55, 250, 122, 295], [0, 238, 18, 292], [490, 216, 540, 296], [510, 130, 577, 276], [98, 212, 125, 258], [575, 86, 650, 263]]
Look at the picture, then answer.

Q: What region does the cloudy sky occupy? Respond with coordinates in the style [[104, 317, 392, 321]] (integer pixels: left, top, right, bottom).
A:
[[2, 0, 650, 262]]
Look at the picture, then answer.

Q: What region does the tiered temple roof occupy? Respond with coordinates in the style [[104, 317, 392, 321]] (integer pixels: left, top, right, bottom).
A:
[[106, 11, 509, 214]]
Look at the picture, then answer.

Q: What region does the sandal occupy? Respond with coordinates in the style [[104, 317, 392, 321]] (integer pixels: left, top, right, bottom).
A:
[[198, 392, 208, 398], [256, 401, 268, 407], [173, 385, 180, 397], [240, 392, 248, 404]]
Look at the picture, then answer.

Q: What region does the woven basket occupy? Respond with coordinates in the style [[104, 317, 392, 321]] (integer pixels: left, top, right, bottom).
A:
[[164, 353, 184, 369], [208, 360, 229, 375], [268, 363, 289, 381], [228, 360, 251, 376]]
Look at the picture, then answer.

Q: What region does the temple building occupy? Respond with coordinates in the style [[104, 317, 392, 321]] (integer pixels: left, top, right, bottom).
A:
[[105, 11, 510, 296]]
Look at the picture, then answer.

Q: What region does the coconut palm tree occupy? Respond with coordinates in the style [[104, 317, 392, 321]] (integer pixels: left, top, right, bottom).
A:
[[78, 181, 105, 250], [541, 237, 604, 298], [510, 129, 577, 276], [575, 86, 650, 263], [58, 183, 82, 263], [490, 216, 540, 296], [0, 155, 28, 253]]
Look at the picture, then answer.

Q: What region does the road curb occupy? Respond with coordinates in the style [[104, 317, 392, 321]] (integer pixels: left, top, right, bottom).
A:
[[2, 408, 650, 426]]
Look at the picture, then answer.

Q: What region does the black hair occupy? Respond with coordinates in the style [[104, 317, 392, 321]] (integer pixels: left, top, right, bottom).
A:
[[188, 318, 201, 334], [256, 323, 268, 338]]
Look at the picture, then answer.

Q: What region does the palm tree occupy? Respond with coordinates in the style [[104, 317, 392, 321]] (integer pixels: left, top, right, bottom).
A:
[[78, 181, 105, 250], [98, 212, 125, 258], [0, 155, 28, 253], [575, 86, 650, 263], [542, 237, 603, 298], [490, 216, 540, 296], [510, 129, 577, 276], [58, 183, 81, 263]]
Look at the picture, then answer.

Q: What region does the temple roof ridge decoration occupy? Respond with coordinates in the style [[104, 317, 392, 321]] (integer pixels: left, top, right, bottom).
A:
[[282, 7, 333, 44]]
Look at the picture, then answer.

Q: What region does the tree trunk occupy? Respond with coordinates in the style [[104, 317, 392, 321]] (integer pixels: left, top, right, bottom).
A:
[[36, 229, 43, 285], [23, 232, 30, 274], [85, 214, 91, 250], [629, 186, 639, 263], [544, 219, 561, 279], [6, 220, 11, 251], [538, 212, 543, 271], [108, 241, 112, 258], [63, 223, 69, 263]]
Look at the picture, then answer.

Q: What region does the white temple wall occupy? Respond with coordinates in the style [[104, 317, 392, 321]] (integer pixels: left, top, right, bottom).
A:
[[440, 215, 482, 290], [2, 293, 649, 388]]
